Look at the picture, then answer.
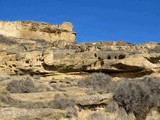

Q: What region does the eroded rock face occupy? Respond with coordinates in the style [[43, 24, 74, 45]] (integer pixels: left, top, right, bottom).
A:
[[0, 35, 159, 78], [0, 21, 76, 42], [0, 26, 160, 120]]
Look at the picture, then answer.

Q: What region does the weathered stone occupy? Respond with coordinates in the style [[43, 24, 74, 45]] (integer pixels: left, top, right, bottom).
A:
[[76, 93, 113, 106], [0, 34, 159, 77], [0, 21, 76, 42], [0, 20, 160, 120]]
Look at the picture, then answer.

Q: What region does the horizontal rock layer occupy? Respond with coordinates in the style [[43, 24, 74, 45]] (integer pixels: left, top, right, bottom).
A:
[[0, 35, 159, 78], [0, 22, 160, 120], [0, 21, 76, 42]]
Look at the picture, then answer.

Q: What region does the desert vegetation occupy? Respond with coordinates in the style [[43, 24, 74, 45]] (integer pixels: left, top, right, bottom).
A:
[[0, 72, 160, 119], [0, 93, 75, 110], [113, 76, 160, 119], [78, 73, 160, 119], [78, 73, 117, 93], [0, 20, 160, 120], [0, 35, 18, 45], [6, 78, 37, 93], [113, 79, 150, 119]]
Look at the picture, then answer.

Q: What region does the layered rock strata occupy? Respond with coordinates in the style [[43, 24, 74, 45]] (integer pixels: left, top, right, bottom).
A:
[[0, 21, 160, 119], [0, 21, 76, 42], [0, 35, 159, 78]]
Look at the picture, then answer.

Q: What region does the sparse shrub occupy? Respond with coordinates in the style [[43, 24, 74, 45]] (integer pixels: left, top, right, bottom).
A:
[[0, 93, 75, 110], [6, 79, 36, 93], [113, 79, 150, 118], [48, 94, 75, 110], [0, 93, 36, 108], [78, 73, 112, 92], [140, 76, 160, 95], [0, 93, 48, 109], [107, 81, 118, 93], [140, 76, 160, 108], [87, 113, 106, 120], [113, 76, 160, 119], [0, 35, 18, 45]]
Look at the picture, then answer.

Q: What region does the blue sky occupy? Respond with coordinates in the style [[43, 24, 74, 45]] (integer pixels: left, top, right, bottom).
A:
[[0, 0, 160, 43]]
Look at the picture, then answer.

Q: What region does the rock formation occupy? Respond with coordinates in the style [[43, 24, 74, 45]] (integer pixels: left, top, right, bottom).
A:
[[0, 20, 159, 120], [0, 35, 159, 78], [0, 21, 76, 42]]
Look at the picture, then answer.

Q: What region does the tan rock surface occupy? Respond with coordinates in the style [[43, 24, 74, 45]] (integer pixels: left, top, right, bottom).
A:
[[0, 21, 76, 42], [0, 34, 159, 77], [0, 21, 160, 120]]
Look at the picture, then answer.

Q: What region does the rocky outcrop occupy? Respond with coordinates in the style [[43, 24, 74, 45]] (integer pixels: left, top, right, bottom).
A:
[[0, 35, 159, 78], [0, 21, 76, 42], [0, 21, 160, 120]]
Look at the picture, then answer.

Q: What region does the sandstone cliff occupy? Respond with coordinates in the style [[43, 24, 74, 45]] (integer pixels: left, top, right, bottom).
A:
[[0, 21, 159, 120], [0, 21, 76, 42], [0, 35, 159, 78]]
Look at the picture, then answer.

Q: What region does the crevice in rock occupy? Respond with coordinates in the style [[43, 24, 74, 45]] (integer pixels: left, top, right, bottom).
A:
[[18, 68, 48, 76], [145, 57, 160, 64], [84, 69, 153, 78], [111, 63, 143, 71], [118, 54, 126, 59]]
